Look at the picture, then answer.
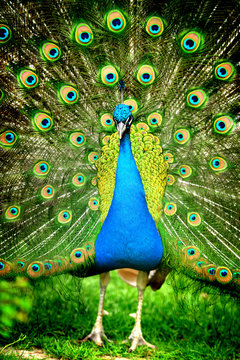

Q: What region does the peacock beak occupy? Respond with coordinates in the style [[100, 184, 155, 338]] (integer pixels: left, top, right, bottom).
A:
[[117, 122, 127, 139]]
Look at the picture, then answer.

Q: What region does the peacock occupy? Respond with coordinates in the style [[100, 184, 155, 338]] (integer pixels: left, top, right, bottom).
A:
[[0, 0, 239, 352]]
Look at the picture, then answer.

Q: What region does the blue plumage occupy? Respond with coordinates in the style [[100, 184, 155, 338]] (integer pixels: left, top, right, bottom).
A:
[[95, 132, 163, 272]]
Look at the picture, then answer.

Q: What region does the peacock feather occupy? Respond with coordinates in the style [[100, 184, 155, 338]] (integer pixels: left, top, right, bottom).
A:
[[0, 0, 239, 351]]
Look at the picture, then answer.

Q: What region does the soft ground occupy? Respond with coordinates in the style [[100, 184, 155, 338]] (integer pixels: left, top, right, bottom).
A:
[[0, 271, 240, 360]]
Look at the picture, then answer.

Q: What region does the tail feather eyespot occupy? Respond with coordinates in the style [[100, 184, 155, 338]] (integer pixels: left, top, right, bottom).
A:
[[69, 132, 86, 147], [33, 112, 53, 132], [0, 259, 12, 276], [137, 65, 155, 85], [0, 130, 18, 147], [145, 16, 164, 37], [124, 99, 138, 114], [174, 129, 190, 145], [42, 42, 61, 61], [215, 266, 232, 284], [85, 242, 95, 257], [209, 156, 227, 172], [58, 210, 72, 224], [72, 173, 86, 187], [100, 114, 115, 130], [0, 24, 12, 43], [182, 246, 201, 262], [213, 115, 234, 135], [147, 112, 162, 128], [100, 65, 119, 86], [33, 161, 50, 177], [187, 212, 201, 226], [164, 202, 177, 216], [202, 264, 217, 281], [186, 89, 207, 108], [70, 248, 86, 264], [181, 31, 202, 53], [214, 62, 235, 81], [41, 185, 55, 199], [5, 205, 21, 220], [88, 152, 99, 164], [59, 85, 79, 104], [19, 69, 39, 88], [107, 10, 126, 33], [179, 165, 192, 178], [75, 23, 93, 45], [89, 197, 100, 210], [27, 262, 45, 278]]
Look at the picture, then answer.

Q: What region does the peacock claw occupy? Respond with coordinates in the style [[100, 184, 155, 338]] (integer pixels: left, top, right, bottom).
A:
[[81, 326, 111, 347], [124, 329, 156, 352]]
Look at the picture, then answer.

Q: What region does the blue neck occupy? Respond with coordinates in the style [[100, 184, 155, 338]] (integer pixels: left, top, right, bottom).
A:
[[94, 132, 163, 272]]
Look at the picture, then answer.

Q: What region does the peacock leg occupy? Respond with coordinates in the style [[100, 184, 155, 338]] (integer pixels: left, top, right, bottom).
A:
[[126, 271, 155, 352], [81, 271, 111, 346]]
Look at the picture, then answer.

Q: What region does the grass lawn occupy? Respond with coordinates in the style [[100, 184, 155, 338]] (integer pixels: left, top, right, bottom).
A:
[[0, 271, 240, 360]]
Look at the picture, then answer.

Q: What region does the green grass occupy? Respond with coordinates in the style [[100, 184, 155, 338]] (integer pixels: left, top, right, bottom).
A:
[[0, 271, 240, 360]]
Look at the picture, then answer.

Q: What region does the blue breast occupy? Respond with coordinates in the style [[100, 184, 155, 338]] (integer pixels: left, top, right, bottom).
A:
[[94, 132, 163, 272]]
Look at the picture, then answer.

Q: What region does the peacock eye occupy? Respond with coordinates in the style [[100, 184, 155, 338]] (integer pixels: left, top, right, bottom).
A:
[[100, 65, 119, 86], [107, 10, 126, 33], [70, 248, 86, 264], [213, 115, 234, 135], [0, 130, 18, 147], [214, 62, 235, 81], [100, 113, 115, 130], [69, 132, 86, 147], [124, 99, 138, 114], [42, 42, 61, 61], [136, 122, 149, 131], [208, 268, 216, 275], [164, 153, 174, 163], [186, 89, 207, 108], [75, 251, 82, 258], [17, 261, 25, 268], [88, 152, 99, 164], [33, 161, 50, 176], [41, 185, 55, 199], [58, 210, 72, 224], [59, 85, 79, 104], [164, 202, 177, 216], [215, 266, 232, 284], [179, 165, 192, 178], [181, 31, 201, 53], [147, 112, 162, 128], [19, 69, 39, 88], [33, 112, 53, 131], [233, 272, 240, 279], [32, 264, 40, 272], [137, 65, 155, 85], [187, 212, 201, 226], [72, 173, 86, 187], [75, 23, 93, 45], [45, 262, 53, 271], [167, 174, 175, 185], [89, 197, 99, 210], [209, 156, 227, 172], [5, 205, 21, 220], [145, 17, 164, 37], [187, 248, 195, 256], [174, 129, 190, 145], [0, 24, 12, 43]]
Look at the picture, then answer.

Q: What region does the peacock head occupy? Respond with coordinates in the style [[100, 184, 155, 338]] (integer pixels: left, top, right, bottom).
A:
[[113, 104, 134, 139]]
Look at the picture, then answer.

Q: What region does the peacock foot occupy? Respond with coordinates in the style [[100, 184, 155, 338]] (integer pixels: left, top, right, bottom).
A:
[[81, 325, 111, 347], [124, 329, 156, 352]]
